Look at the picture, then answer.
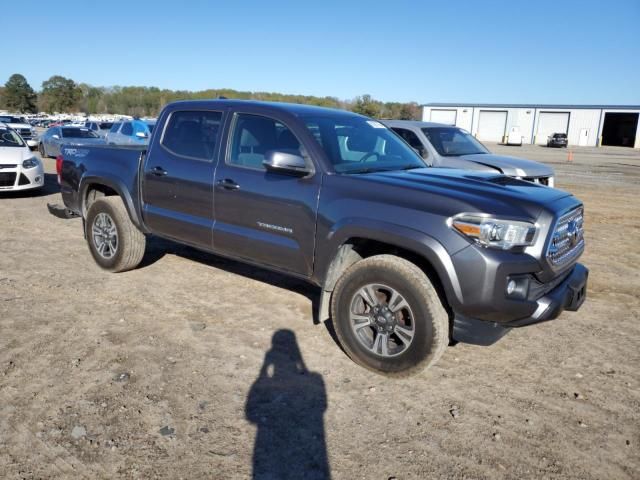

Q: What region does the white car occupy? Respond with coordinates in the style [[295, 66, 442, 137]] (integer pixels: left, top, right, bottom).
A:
[[0, 123, 44, 192], [0, 115, 38, 149]]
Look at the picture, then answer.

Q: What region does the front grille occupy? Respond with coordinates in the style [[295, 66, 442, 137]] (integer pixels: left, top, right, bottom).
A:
[[18, 173, 30, 185], [0, 164, 17, 169], [547, 207, 585, 267], [0, 172, 17, 187]]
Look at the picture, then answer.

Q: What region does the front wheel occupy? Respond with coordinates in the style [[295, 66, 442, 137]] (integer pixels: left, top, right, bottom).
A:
[[38, 143, 46, 157], [331, 255, 449, 376], [85, 196, 146, 272]]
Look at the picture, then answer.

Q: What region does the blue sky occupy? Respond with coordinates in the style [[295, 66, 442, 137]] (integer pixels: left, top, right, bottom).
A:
[[3, 0, 639, 104]]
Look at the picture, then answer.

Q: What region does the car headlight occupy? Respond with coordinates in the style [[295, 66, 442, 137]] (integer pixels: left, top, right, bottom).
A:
[[449, 214, 538, 250], [22, 157, 40, 169]]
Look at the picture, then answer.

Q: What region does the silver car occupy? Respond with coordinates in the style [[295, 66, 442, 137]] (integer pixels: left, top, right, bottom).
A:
[[105, 120, 152, 146], [38, 126, 105, 158], [383, 120, 555, 187]]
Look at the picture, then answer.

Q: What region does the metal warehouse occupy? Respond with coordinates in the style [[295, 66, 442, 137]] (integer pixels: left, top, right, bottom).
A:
[[421, 103, 640, 148]]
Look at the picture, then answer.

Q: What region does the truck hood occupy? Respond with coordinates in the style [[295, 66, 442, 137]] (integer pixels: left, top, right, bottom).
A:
[[456, 153, 554, 178], [361, 167, 570, 219], [0, 146, 32, 165]]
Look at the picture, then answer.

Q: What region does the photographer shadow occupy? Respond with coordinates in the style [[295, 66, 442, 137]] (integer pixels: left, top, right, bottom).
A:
[[245, 330, 330, 480]]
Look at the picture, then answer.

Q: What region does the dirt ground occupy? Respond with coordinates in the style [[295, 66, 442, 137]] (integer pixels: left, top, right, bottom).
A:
[[1, 143, 639, 479]]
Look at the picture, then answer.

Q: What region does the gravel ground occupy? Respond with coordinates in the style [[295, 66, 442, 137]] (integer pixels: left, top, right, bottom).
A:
[[0, 144, 639, 479]]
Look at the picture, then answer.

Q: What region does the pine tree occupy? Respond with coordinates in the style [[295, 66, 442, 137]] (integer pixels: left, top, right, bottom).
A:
[[3, 74, 37, 113]]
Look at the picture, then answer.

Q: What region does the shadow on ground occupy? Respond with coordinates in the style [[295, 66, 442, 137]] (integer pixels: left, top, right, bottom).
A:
[[245, 330, 330, 479]]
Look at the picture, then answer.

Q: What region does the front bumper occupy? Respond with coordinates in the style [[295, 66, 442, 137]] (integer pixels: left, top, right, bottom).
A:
[[452, 263, 588, 345], [0, 164, 45, 191]]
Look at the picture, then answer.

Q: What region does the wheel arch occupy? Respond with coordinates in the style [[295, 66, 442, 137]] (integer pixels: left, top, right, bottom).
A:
[[315, 221, 464, 324], [80, 175, 145, 231]]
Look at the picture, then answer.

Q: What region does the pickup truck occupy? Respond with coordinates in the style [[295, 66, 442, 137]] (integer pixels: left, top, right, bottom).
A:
[[58, 100, 588, 376]]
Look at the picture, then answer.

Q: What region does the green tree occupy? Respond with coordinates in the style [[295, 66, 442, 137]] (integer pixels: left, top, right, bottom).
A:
[[351, 94, 382, 118], [40, 75, 82, 113], [2, 74, 37, 113]]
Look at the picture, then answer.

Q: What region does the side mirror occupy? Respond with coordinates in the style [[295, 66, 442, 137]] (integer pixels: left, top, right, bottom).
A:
[[135, 132, 148, 138], [52, 134, 60, 139], [263, 150, 310, 176]]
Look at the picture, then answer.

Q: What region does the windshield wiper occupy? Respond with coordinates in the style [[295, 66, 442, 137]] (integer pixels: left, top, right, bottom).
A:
[[346, 165, 424, 174]]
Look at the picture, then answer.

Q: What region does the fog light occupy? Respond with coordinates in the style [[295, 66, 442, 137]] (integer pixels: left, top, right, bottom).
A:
[[35, 176, 42, 183], [505, 276, 530, 299]]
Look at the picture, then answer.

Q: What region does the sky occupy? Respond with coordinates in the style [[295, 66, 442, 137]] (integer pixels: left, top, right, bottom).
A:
[[3, 0, 639, 105]]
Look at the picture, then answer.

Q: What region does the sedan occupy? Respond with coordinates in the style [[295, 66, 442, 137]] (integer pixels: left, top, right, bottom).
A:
[[0, 123, 44, 192], [39, 126, 105, 158]]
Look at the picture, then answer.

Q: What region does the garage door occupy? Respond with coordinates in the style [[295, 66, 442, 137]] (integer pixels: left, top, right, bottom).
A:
[[536, 112, 569, 144], [476, 110, 507, 142], [430, 109, 457, 125]]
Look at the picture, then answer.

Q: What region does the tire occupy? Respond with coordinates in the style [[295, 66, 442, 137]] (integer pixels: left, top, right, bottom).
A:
[[85, 196, 146, 272], [38, 143, 46, 157], [331, 254, 449, 376]]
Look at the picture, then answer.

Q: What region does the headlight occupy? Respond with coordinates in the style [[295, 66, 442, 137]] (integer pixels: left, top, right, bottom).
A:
[[22, 157, 40, 169], [449, 213, 538, 250]]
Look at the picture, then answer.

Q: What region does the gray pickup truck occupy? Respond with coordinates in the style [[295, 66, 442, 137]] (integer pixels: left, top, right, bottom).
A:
[[58, 100, 588, 376], [383, 120, 555, 187]]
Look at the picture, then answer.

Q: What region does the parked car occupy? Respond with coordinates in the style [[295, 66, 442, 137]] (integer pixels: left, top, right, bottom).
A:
[[57, 100, 587, 376], [0, 115, 38, 150], [383, 120, 555, 187], [547, 133, 568, 148], [38, 126, 104, 158], [84, 121, 114, 137], [0, 123, 44, 192], [105, 119, 151, 145]]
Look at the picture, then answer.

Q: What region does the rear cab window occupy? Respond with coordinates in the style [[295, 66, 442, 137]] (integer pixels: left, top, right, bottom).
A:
[[160, 110, 223, 161]]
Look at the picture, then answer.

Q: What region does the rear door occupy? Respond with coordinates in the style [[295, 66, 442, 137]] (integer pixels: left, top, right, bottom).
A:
[[212, 111, 320, 276], [141, 109, 224, 247]]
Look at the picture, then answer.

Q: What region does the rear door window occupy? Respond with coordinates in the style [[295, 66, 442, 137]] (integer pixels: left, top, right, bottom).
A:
[[160, 110, 222, 161], [110, 122, 121, 133]]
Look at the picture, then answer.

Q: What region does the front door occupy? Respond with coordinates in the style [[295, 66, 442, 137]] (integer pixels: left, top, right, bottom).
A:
[[578, 129, 589, 146], [141, 109, 224, 248], [213, 112, 320, 276]]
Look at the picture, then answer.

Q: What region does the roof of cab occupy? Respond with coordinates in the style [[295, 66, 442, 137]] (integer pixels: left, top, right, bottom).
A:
[[165, 99, 363, 118]]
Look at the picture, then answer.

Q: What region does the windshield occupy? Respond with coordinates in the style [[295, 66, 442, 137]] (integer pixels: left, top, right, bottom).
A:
[[0, 127, 26, 147], [303, 116, 425, 173], [0, 116, 24, 124], [61, 127, 99, 139], [423, 127, 489, 156]]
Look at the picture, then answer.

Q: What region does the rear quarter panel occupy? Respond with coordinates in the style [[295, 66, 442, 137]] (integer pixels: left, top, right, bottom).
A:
[[60, 144, 147, 229]]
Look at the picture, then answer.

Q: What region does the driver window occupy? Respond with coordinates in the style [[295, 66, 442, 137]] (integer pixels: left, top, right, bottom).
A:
[[228, 114, 301, 170]]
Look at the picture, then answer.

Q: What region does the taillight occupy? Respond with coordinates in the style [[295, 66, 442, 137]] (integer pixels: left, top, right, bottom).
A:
[[56, 155, 63, 184]]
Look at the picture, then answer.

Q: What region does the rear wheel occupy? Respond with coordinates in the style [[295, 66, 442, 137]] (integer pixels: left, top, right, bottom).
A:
[[331, 255, 449, 376], [85, 196, 146, 272], [38, 143, 46, 157]]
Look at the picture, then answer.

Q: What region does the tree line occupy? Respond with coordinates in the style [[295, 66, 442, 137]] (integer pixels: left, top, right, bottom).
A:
[[0, 73, 421, 120]]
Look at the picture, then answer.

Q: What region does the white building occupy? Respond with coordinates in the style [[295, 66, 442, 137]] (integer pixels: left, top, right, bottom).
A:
[[422, 103, 640, 148]]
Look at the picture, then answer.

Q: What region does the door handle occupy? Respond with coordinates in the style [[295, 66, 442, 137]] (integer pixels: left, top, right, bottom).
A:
[[216, 178, 240, 190], [151, 166, 168, 176]]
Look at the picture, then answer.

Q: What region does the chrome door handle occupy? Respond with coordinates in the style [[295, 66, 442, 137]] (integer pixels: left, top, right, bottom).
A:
[[216, 179, 240, 190]]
